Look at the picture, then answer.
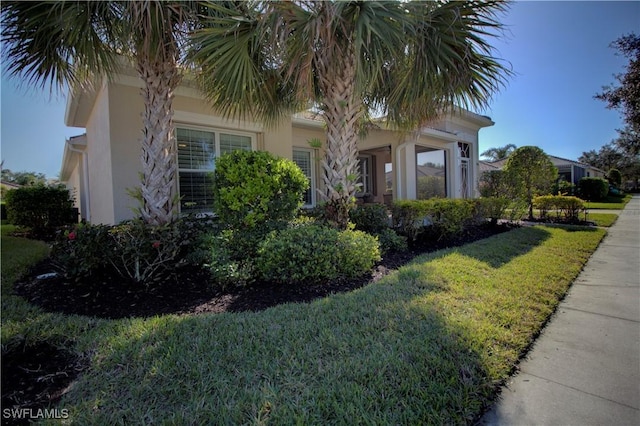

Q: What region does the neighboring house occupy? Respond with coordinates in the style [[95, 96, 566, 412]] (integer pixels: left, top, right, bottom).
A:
[[60, 70, 494, 225], [484, 155, 605, 186]]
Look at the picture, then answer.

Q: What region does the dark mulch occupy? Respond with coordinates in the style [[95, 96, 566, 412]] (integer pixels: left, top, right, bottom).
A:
[[1, 340, 87, 425], [13, 223, 513, 320], [5, 223, 512, 420]]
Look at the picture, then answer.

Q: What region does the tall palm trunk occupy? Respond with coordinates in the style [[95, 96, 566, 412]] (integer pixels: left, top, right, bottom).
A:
[[317, 47, 363, 229], [137, 56, 181, 226]]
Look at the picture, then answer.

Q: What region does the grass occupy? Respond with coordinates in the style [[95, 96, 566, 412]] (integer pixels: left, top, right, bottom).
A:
[[1, 225, 606, 424], [585, 193, 632, 209], [587, 212, 619, 227]]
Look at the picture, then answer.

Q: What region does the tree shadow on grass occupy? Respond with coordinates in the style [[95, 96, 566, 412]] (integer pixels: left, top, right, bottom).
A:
[[407, 226, 553, 270], [63, 278, 495, 425]]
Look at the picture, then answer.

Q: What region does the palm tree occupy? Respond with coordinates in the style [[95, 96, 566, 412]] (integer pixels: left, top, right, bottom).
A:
[[481, 144, 517, 161], [190, 0, 512, 228], [1, 1, 200, 225]]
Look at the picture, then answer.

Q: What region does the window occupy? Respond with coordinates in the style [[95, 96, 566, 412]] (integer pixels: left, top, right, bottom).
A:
[[458, 142, 471, 199], [293, 148, 315, 207], [357, 155, 372, 195], [176, 127, 252, 214], [416, 148, 446, 199]]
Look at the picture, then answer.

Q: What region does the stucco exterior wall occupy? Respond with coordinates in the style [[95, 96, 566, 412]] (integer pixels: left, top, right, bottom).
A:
[[85, 84, 115, 224], [108, 83, 145, 223]]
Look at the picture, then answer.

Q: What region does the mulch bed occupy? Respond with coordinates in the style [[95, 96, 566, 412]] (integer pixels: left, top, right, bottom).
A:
[[13, 223, 513, 320], [4, 223, 512, 418]]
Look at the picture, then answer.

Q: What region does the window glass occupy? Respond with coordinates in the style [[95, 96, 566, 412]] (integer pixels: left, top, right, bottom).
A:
[[220, 133, 251, 155], [176, 127, 252, 214], [293, 149, 314, 207], [416, 148, 446, 199], [177, 128, 216, 170]]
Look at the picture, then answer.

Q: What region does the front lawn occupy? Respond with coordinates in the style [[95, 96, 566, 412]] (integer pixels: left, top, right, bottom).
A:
[[2, 226, 605, 424], [585, 193, 632, 209], [587, 212, 619, 227]]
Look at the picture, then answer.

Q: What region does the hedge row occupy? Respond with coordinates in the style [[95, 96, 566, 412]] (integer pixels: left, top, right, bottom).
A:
[[533, 195, 585, 222]]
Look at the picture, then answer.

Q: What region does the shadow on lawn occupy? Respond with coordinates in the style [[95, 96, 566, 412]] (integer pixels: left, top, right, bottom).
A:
[[405, 226, 553, 270], [64, 277, 494, 425]]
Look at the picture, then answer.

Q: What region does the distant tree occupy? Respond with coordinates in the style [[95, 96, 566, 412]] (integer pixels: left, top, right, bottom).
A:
[[607, 169, 622, 187], [579, 135, 639, 189], [504, 146, 557, 220], [1, 168, 47, 186], [595, 33, 640, 134], [480, 144, 517, 161], [478, 169, 515, 198]]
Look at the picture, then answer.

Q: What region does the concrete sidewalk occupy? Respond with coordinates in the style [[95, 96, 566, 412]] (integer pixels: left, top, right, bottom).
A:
[[481, 196, 640, 426]]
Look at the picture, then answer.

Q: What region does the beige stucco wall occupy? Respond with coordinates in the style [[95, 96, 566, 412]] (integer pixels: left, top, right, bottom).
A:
[[86, 84, 116, 224], [92, 78, 297, 224], [73, 73, 492, 224]]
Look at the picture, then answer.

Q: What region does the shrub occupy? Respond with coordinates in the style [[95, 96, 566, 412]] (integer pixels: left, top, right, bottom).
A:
[[552, 179, 576, 196], [376, 228, 408, 253], [578, 177, 609, 201], [475, 197, 511, 225], [391, 200, 431, 241], [4, 185, 76, 236], [52, 217, 216, 285], [51, 223, 112, 281], [533, 195, 585, 222], [391, 199, 475, 241], [349, 204, 390, 234], [607, 168, 622, 187], [256, 224, 380, 284], [213, 150, 308, 229], [201, 231, 254, 289]]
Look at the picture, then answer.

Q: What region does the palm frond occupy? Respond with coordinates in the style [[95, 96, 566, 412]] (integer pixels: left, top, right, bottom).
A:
[[1, 1, 121, 91]]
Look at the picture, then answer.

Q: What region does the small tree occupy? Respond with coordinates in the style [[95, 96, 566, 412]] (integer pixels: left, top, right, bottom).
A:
[[504, 146, 557, 220], [607, 168, 622, 187]]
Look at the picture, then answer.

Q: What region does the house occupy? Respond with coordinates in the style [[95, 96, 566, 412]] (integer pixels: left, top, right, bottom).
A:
[[60, 70, 494, 225], [483, 155, 605, 186]]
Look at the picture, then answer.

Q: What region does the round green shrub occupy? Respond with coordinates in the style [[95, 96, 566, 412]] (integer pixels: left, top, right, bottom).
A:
[[213, 150, 309, 229], [256, 224, 380, 284], [578, 177, 609, 201], [349, 203, 390, 234], [4, 185, 75, 236]]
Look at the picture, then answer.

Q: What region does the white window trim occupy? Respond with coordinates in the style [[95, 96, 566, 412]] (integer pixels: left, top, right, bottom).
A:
[[293, 147, 316, 208]]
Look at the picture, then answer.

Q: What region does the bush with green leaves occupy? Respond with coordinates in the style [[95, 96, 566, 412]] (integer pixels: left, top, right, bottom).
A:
[[349, 203, 390, 234], [256, 224, 380, 284], [52, 217, 216, 285], [51, 223, 113, 281], [607, 169, 622, 187], [213, 150, 309, 229], [578, 177, 609, 201], [392, 199, 475, 241], [474, 197, 511, 225], [4, 185, 76, 236], [552, 179, 576, 196], [533, 195, 585, 222]]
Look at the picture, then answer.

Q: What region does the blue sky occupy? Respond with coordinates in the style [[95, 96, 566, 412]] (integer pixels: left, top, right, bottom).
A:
[[1, 1, 639, 178]]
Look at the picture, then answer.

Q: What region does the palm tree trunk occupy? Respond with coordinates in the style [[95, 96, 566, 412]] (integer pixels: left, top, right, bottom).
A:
[[317, 48, 363, 229], [137, 57, 181, 226]]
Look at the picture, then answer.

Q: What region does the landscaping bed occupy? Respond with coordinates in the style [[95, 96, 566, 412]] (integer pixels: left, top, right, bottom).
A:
[[13, 222, 512, 320], [3, 224, 607, 424]]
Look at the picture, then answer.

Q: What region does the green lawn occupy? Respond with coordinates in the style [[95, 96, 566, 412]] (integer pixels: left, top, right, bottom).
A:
[[585, 194, 632, 209], [587, 212, 619, 227], [2, 226, 606, 424]]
